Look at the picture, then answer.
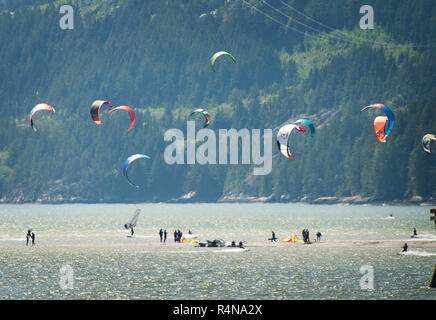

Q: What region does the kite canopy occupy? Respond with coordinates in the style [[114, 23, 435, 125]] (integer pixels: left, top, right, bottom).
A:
[[90, 100, 113, 125], [190, 108, 211, 128], [422, 134, 436, 154], [29, 103, 56, 132], [276, 124, 306, 159], [361, 104, 395, 143], [294, 119, 315, 144], [122, 154, 150, 188], [210, 51, 236, 72], [373, 116, 389, 143], [109, 106, 136, 132]]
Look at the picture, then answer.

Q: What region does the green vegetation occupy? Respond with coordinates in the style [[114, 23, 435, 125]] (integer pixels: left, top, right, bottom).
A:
[[0, 0, 435, 203]]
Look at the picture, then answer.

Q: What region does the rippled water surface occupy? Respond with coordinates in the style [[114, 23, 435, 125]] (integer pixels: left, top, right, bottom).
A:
[[0, 203, 435, 299]]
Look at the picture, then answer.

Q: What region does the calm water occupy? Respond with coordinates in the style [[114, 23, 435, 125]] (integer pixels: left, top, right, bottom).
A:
[[0, 203, 435, 300]]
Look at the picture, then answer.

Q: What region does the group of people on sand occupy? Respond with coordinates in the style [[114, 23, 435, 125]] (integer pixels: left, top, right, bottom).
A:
[[26, 229, 35, 246], [302, 229, 322, 243], [302, 229, 310, 242], [174, 229, 183, 243], [160, 228, 194, 243], [158, 229, 168, 243], [159, 229, 193, 243], [269, 230, 322, 243], [230, 240, 245, 248], [302, 229, 323, 243]]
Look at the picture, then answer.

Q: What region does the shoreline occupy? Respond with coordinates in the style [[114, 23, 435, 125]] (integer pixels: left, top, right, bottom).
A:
[[0, 198, 435, 206]]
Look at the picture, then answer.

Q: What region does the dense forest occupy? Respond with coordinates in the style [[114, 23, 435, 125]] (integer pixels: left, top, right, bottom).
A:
[[0, 0, 435, 204]]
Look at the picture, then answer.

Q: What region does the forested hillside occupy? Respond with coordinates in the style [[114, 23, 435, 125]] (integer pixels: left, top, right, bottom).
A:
[[0, 0, 435, 203]]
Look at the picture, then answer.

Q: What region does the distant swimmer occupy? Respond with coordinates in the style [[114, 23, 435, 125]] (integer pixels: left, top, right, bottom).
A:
[[402, 243, 408, 252], [316, 232, 322, 242], [269, 231, 278, 242]]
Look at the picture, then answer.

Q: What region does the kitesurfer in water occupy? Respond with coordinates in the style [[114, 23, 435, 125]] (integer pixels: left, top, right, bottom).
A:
[[402, 243, 408, 252]]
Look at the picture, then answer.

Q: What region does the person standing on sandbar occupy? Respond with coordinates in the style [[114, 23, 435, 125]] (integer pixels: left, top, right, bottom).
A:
[[26, 230, 31, 246], [31, 232, 35, 246], [159, 229, 163, 243]]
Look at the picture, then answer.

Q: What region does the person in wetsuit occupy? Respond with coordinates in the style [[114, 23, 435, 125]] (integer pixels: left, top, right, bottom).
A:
[[270, 231, 278, 242], [26, 230, 31, 246], [402, 243, 408, 252], [31, 232, 35, 246]]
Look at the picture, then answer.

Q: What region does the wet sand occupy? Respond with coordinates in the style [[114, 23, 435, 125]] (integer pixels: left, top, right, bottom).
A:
[[260, 240, 436, 248], [1, 239, 435, 251]]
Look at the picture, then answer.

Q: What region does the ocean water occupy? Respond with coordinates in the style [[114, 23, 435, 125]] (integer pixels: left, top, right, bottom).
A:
[[0, 203, 435, 300]]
